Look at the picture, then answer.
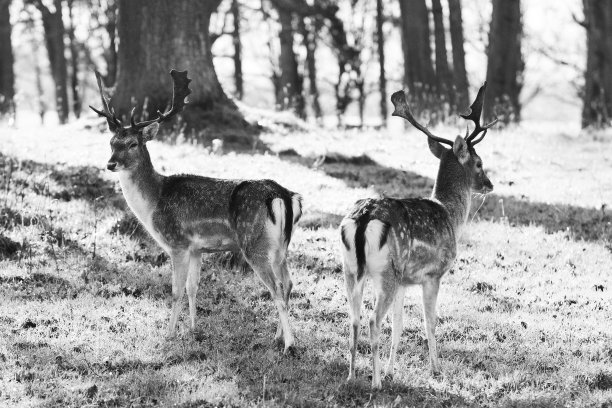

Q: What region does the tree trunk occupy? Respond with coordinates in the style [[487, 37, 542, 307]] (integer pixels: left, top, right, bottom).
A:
[[113, 0, 241, 131], [104, 0, 117, 85], [0, 0, 15, 116], [448, 0, 469, 110], [274, 4, 304, 118], [399, 0, 436, 105], [431, 0, 451, 109], [34, 0, 69, 124], [376, 0, 387, 126], [582, 0, 612, 128], [300, 17, 321, 119], [231, 0, 243, 100], [67, 0, 80, 118], [484, 0, 523, 123]]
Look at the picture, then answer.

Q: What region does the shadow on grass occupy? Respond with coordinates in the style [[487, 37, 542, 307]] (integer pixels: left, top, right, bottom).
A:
[[281, 153, 612, 243]]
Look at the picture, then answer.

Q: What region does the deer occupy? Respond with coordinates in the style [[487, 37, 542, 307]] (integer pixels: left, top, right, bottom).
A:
[[339, 83, 497, 388], [90, 70, 302, 353]]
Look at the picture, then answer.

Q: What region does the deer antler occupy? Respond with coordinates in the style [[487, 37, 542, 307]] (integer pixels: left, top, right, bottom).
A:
[[391, 90, 454, 146], [130, 70, 192, 129], [90, 71, 122, 131], [460, 82, 498, 146]]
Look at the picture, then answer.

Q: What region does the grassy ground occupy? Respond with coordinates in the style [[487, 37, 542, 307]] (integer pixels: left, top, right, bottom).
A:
[[0, 119, 611, 407]]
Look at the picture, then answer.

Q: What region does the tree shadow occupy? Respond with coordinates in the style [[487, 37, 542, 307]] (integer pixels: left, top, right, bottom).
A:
[[281, 153, 612, 243]]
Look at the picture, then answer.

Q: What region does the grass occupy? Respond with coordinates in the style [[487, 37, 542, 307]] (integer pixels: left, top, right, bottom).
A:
[[0, 119, 611, 407]]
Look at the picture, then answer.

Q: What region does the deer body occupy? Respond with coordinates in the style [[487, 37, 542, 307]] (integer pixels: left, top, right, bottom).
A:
[[91, 70, 302, 352], [341, 85, 495, 388]]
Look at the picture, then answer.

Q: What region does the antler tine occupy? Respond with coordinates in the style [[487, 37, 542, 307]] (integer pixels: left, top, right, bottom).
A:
[[391, 90, 454, 146], [132, 69, 192, 129], [460, 81, 497, 145], [129, 107, 137, 128], [89, 70, 121, 129]]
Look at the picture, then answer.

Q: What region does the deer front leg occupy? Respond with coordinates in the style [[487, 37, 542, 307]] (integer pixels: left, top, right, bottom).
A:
[[168, 251, 190, 337], [386, 285, 406, 379], [186, 252, 202, 332], [422, 277, 441, 375], [274, 261, 293, 343]]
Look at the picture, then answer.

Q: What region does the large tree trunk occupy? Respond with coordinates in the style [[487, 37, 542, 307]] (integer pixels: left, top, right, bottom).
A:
[[231, 0, 243, 100], [376, 0, 387, 126], [33, 0, 69, 124], [0, 0, 15, 116], [484, 0, 523, 124], [399, 0, 436, 114], [431, 0, 451, 108], [113, 0, 240, 131], [103, 0, 117, 85], [448, 0, 469, 110], [582, 0, 612, 128], [273, 4, 304, 118]]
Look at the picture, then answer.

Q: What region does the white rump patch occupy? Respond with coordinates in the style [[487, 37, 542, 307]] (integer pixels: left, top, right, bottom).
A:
[[364, 220, 391, 276], [339, 218, 358, 272]]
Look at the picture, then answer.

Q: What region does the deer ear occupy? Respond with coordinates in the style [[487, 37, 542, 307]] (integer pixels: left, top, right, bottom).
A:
[[453, 135, 470, 163], [142, 122, 160, 142], [428, 138, 446, 159]]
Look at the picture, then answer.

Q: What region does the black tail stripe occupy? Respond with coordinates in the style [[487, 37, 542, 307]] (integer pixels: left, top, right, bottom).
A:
[[355, 214, 370, 280], [283, 194, 293, 246]]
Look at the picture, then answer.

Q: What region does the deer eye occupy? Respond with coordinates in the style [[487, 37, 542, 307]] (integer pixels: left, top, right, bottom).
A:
[[476, 162, 482, 169], [129, 142, 138, 149]]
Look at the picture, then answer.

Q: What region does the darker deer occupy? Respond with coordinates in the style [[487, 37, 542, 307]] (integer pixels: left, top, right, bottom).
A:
[[339, 83, 496, 388], [90, 70, 302, 352]]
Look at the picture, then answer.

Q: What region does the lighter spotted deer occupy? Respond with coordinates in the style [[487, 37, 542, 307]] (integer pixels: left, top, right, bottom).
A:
[[90, 70, 302, 352], [340, 83, 496, 388]]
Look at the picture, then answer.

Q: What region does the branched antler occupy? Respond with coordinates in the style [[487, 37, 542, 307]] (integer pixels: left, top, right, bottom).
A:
[[390, 90, 454, 146], [460, 82, 498, 146], [90, 69, 191, 132]]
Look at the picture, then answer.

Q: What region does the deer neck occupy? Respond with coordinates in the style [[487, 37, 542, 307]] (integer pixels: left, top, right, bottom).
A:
[[431, 153, 472, 237], [117, 148, 162, 226]]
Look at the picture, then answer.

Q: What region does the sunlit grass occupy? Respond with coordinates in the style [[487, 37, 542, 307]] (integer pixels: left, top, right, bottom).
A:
[[0, 121, 611, 407]]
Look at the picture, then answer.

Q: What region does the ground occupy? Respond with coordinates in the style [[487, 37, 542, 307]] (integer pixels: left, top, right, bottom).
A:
[[0, 117, 611, 407]]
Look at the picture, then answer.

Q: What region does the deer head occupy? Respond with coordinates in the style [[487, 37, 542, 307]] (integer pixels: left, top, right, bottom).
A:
[[391, 82, 497, 194], [89, 70, 192, 172]]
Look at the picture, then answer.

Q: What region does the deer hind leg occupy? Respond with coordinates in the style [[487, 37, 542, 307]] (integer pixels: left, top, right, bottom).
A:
[[186, 252, 202, 332], [422, 277, 441, 375], [274, 260, 293, 343], [344, 262, 364, 382], [386, 285, 406, 379], [168, 250, 190, 337], [369, 276, 395, 389]]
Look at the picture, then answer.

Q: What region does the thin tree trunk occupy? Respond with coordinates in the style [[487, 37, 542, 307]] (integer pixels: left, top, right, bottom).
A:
[[448, 0, 469, 110], [33, 0, 69, 124], [431, 0, 451, 108], [582, 0, 612, 128], [484, 0, 523, 123], [231, 0, 243, 100], [67, 0, 80, 118], [300, 17, 321, 119], [113, 0, 242, 131], [0, 0, 15, 116], [104, 0, 117, 85], [399, 0, 436, 113], [376, 0, 387, 126], [274, 4, 304, 117]]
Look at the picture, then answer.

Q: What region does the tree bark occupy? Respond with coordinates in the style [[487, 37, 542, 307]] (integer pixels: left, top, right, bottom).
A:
[[376, 0, 387, 126], [273, 3, 304, 117], [231, 0, 243, 100], [113, 0, 241, 131], [31, 0, 69, 124], [399, 0, 436, 102], [0, 0, 15, 116], [448, 0, 469, 110], [431, 0, 451, 107], [582, 0, 612, 128], [103, 0, 117, 85], [484, 0, 523, 123]]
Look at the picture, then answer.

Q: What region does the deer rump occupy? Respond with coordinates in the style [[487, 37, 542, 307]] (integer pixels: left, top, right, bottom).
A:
[[341, 197, 456, 282], [150, 176, 301, 253]]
